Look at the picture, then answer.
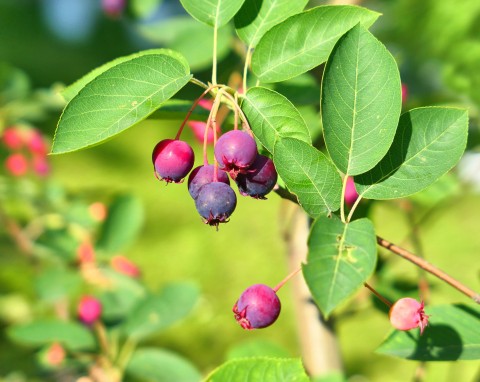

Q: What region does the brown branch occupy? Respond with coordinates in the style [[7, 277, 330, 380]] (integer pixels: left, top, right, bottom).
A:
[[377, 236, 480, 304]]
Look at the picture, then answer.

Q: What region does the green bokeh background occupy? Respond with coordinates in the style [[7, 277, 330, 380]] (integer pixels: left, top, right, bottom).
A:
[[1, 0, 479, 381]]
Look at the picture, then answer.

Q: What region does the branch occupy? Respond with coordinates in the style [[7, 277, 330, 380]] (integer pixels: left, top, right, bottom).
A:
[[377, 236, 480, 304]]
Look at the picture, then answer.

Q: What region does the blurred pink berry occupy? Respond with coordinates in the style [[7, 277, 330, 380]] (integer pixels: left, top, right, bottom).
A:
[[5, 153, 28, 176], [401, 83, 408, 105], [111, 255, 140, 278], [26, 130, 48, 155], [78, 296, 102, 325], [2, 127, 23, 150], [389, 298, 430, 335], [188, 121, 214, 144], [198, 99, 213, 110], [102, 0, 126, 17], [45, 342, 66, 366], [344, 177, 359, 205], [32, 155, 50, 177], [89, 202, 108, 222], [77, 242, 95, 264]]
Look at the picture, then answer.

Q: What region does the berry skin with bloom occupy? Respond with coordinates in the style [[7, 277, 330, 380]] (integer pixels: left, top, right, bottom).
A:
[[188, 164, 230, 199], [389, 298, 430, 334], [235, 154, 277, 199], [194, 182, 236, 227], [152, 139, 195, 183], [214, 130, 258, 177], [78, 296, 102, 325], [233, 284, 281, 330]]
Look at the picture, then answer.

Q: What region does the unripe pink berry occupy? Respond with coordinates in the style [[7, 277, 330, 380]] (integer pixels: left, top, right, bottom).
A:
[[389, 298, 429, 334], [77, 242, 95, 264], [187, 121, 214, 144], [110, 255, 140, 278], [88, 202, 108, 222], [78, 296, 102, 325], [45, 342, 66, 366], [5, 153, 28, 176], [345, 176, 359, 205], [32, 155, 50, 177], [401, 83, 408, 105], [26, 130, 48, 155]]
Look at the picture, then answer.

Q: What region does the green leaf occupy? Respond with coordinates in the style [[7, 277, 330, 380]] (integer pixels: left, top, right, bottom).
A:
[[377, 304, 480, 361], [273, 138, 341, 217], [61, 49, 189, 102], [149, 99, 210, 121], [8, 320, 96, 351], [127, 348, 201, 382], [136, 17, 232, 71], [179, 0, 246, 28], [130, 0, 162, 19], [98, 269, 146, 322], [204, 357, 309, 382], [97, 194, 144, 255], [355, 107, 468, 200], [273, 73, 321, 106], [234, 0, 308, 48], [242, 87, 311, 153], [303, 215, 377, 316], [53, 53, 191, 154], [227, 340, 291, 360], [35, 267, 82, 302], [122, 282, 199, 340], [251, 6, 380, 83], [322, 24, 401, 175]]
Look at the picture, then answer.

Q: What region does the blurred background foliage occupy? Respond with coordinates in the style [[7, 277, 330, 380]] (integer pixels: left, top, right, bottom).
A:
[[0, 0, 479, 381]]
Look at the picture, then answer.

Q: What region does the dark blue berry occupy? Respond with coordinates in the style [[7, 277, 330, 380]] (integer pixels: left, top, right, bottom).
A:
[[194, 182, 236, 227], [214, 130, 257, 177], [188, 165, 230, 199], [236, 155, 277, 199]]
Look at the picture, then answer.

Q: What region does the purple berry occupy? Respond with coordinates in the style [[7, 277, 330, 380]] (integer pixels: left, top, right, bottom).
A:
[[214, 130, 257, 177], [194, 182, 236, 227], [152, 139, 194, 183], [188, 165, 230, 199], [236, 155, 277, 199], [233, 284, 281, 330]]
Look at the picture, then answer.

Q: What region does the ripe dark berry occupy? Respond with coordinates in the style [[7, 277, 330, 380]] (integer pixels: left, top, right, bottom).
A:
[[152, 139, 194, 183], [214, 130, 257, 177], [233, 284, 281, 330], [194, 182, 236, 227], [188, 165, 230, 199], [235, 154, 277, 199]]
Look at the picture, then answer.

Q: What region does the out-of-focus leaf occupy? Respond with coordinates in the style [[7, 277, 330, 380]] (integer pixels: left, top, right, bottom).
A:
[[126, 348, 201, 382], [35, 267, 82, 302], [226, 340, 291, 360], [8, 320, 96, 351], [97, 194, 144, 255], [179, 0, 246, 28], [130, 0, 162, 19]]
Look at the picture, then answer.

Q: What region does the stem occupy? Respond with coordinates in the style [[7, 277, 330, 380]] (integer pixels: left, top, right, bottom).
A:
[[212, 26, 218, 85], [363, 282, 392, 307], [273, 266, 302, 292], [94, 321, 110, 360], [116, 337, 137, 372], [189, 77, 209, 90], [346, 193, 363, 223], [377, 236, 480, 304], [243, 47, 252, 93], [340, 175, 347, 223], [175, 85, 216, 140]]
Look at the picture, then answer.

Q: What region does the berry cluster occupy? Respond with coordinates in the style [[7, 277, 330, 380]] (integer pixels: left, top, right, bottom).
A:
[[151, 89, 277, 228], [1, 125, 50, 177]]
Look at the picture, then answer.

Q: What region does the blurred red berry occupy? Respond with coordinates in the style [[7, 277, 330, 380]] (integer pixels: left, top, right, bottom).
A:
[[345, 176, 359, 205], [102, 0, 126, 17], [5, 153, 28, 176], [187, 121, 214, 144], [88, 202, 108, 222], [2, 127, 23, 150], [26, 130, 48, 155], [111, 255, 140, 278], [78, 296, 102, 325], [32, 155, 50, 177], [389, 298, 430, 335], [401, 83, 408, 105], [198, 99, 213, 110], [77, 242, 95, 264], [45, 342, 66, 366]]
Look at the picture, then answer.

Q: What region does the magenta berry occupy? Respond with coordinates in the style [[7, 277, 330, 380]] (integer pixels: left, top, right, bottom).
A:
[[214, 130, 257, 177], [78, 296, 102, 325], [194, 182, 236, 227], [389, 298, 430, 334], [235, 154, 277, 199], [233, 284, 281, 330], [344, 176, 359, 205], [188, 165, 230, 199], [152, 139, 195, 183]]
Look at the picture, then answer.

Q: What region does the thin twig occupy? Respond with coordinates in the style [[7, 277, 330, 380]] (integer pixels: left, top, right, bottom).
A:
[[377, 236, 480, 304]]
